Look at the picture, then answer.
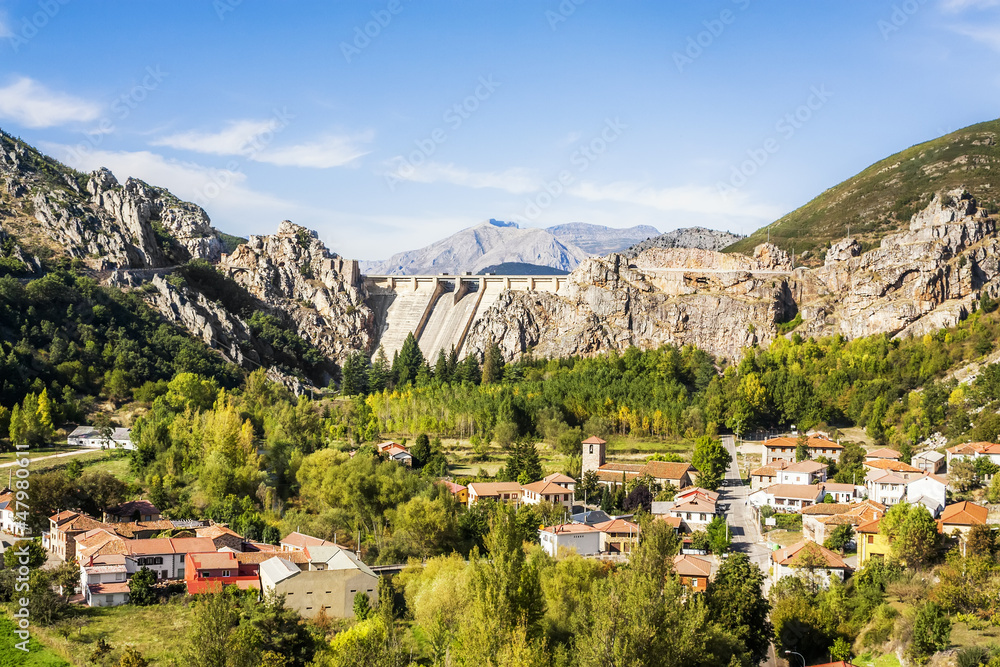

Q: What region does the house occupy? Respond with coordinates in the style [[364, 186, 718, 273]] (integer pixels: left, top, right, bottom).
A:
[[674, 487, 720, 504], [195, 524, 245, 551], [467, 482, 523, 508], [81, 554, 132, 607], [539, 523, 602, 557], [383, 444, 413, 466], [571, 509, 613, 525], [125, 537, 217, 580], [520, 480, 574, 511], [945, 442, 1000, 466], [912, 450, 945, 474], [185, 551, 261, 594], [777, 460, 828, 485], [667, 496, 718, 531], [280, 531, 337, 552], [593, 518, 640, 554], [856, 518, 891, 567], [103, 500, 161, 524], [48, 511, 114, 561], [762, 436, 843, 465], [111, 519, 177, 539], [771, 541, 851, 586], [672, 554, 713, 592], [802, 500, 886, 544], [258, 547, 378, 619], [863, 459, 924, 480], [580, 436, 693, 489], [865, 448, 902, 462], [749, 484, 825, 512], [67, 426, 134, 450], [905, 474, 948, 517], [937, 501, 988, 537], [543, 472, 577, 492], [865, 470, 908, 507], [750, 460, 789, 491], [0, 488, 24, 535], [440, 481, 468, 505]]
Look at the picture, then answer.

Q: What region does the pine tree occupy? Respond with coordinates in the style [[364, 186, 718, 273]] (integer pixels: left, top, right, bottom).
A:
[[434, 349, 450, 383], [482, 342, 504, 385], [463, 354, 481, 386], [447, 345, 459, 380], [395, 333, 424, 386], [340, 352, 369, 396], [369, 347, 390, 392]]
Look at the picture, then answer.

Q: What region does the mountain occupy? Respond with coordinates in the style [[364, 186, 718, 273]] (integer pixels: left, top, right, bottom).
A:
[[361, 219, 590, 275], [477, 262, 570, 275], [623, 227, 745, 257], [725, 118, 1000, 261], [545, 222, 661, 255]]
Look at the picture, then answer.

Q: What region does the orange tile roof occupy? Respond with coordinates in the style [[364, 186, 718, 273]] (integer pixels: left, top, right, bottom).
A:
[[592, 518, 640, 534], [543, 473, 577, 485], [541, 523, 600, 534], [88, 582, 131, 595], [657, 515, 683, 529], [643, 461, 694, 481], [521, 480, 571, 495], [856, 518, 882, 534], [280, 532, 335, 550], [866, 448, 902, 459], [188, 552, 238, 569], [784, 460, 828, 473], [675, 487, 720, 502], [196, 525, 243, 540], [865, 459, 922, 473], [467, 482, 523, 497], [764, 436, 843, 450], [757, 484, 824, 500], [772, 541, 849, 569], [439, 481, 467, 494], [673, 554, 712, 577], [582, 436, 606, 444], [800, 503, 852, 516], [599, 463, 646, 474], [938, 501, 988, 527]]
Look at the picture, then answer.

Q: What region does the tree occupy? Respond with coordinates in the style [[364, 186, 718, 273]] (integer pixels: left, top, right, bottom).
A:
[[795, 433, 809, 462], [949, 458, 979, 492], [341, 352, 369, 396], [36, 387, 55, 444], [369, 347, 391, 392], [824, 524, 854, 553], [482, 342, 504, 385], [353, 591, 372, 620], [691, 436, 731, 491], [908, 601, 950, 664], [623, 484, 652, 513], [411, 433, 431, 468], [129, 567, 157, 606], [78, 470, 129, 514], [881, 503, 939, 567], [706, 553, 771, 665], [394, 333, 424, 386], [576, 470, 599, 501], [705, 515, 731, 555], [118, 647, 150, 667], [3, 538, 47, 569]]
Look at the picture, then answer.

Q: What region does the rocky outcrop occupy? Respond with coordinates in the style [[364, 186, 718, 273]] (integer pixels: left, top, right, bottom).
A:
[[467, 191, 1000, 363], [222, 220, 375, 363], [623, 226, 745, 257]]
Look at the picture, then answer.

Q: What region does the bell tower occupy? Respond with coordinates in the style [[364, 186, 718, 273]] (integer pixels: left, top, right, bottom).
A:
[[581, 436, 607, 475]]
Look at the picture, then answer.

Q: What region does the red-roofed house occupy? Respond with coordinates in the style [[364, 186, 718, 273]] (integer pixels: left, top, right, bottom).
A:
[[48, 511, 114, 561], [543, 472, 577, 491], [539, 523, 601, 557], [947, 441, 1000, 467], [280, 531, 336, 552], [103, 500, 161, 524], [467, 482, 523, 508], [520, 480, 574, 510], [937, 501, 989, 537], [672, 554, 713, 592], [865, 448, 902, 462], [593, 518, 640, 554], [771, 541, 851, 586], [186, 551, 261, 594], [763, 436, 843, 464], [439, 481, 468, 505]]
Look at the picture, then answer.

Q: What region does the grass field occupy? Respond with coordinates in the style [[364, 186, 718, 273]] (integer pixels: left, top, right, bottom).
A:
[[0, 616, 70, 667], [4, 598, 195, 666], [0, 447, 80, 466]]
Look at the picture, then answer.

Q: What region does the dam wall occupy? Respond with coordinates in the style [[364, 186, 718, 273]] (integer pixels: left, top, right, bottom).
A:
[[365, 274, 568, 359]]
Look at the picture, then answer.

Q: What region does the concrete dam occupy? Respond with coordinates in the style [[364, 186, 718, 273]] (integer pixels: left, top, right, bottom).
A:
[[364, 274, 569, 359]]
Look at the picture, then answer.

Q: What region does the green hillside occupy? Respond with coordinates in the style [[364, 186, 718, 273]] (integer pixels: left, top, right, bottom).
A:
[[726, 119, 1000, 261]]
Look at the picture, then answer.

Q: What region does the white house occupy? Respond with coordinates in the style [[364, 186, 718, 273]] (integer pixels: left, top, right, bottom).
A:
[[67, 426, 134, 450], [865, 448, 902, 462], [520, 480, 574, 511], [912, 450, 945, 474], [945, 442, 1000, 467], [667, 496, 717, 531], [865, 470, 908, 506], [771, 541, 851, 587], [80, 554, 133, 607], [776, 460, 828, 485], [749, 460, 789, 491], [539, 523, 602, 557], [543, 473, 577, 492], [0, 488, 24, 535], [749, 483, 825, 512], [905, 474, 948, 517], [821, 482, 863, 504]]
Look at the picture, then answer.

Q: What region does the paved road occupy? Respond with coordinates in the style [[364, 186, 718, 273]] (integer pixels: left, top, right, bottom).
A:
[[0, 448, 97, 469], [719, 435, 772, 578]]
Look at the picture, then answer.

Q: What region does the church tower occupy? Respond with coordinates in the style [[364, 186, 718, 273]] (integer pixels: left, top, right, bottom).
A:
[[581, 436, 607, 475]]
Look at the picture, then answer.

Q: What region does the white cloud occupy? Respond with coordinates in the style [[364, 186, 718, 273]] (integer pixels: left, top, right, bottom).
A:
[[43, 144, 310, 230], [0, 77, 101, 128], [255, 133, 372, 168], [941, 0, 1000, 11], [949, 23, 1000, 50], [389, 161, 540, 194], [567, 180, 785, 220], [153, 121, 371, 168]]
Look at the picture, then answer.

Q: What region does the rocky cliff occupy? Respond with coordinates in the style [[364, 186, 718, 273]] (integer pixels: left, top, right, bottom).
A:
[[466, 191, 1000, 363], [624, 226, 745, 257], [221, 220, 375, 364]]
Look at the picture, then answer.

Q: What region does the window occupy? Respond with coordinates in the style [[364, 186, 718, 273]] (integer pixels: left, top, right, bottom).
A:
[[350, 589, 357, 593], [589, 444, 594, 454], [155, 557, 163, 565], [222, 570, 230, 577], [867, 535, 874, 544], [180, 554, 185, 563], [691, 578, 699, 587]]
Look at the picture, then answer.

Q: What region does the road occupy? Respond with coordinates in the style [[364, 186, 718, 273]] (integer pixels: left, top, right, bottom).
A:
[[0, 447, 98, 469], [718, 435, 772, 577]]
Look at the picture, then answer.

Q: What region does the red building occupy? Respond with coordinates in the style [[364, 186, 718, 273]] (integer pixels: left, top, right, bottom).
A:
[[185, 552, 260, 594]]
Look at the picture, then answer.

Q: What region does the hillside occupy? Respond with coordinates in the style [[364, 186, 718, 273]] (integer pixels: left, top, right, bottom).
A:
[[361, 219, 590, 275], [726, 119, 1000, 262], [545, 222, 660, 255]]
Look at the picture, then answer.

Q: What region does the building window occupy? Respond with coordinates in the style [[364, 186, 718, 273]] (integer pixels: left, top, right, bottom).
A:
[[589, 445, 594, 454], [222, 570, 230, 577], [867, 535, 874, 544], [180, 554, 185, 563], [201, 571, 209, 577]]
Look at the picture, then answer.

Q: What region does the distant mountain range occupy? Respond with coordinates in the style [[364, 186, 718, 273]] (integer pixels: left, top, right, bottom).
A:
[[361, 220, 662, 275], [624, 227, 745, 257]]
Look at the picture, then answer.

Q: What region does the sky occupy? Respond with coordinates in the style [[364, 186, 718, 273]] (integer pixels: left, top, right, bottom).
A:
[[1, 1, 999, 260]]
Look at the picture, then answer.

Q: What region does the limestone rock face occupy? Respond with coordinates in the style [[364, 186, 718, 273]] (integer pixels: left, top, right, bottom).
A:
[[221, 220, 375, 363], [468, 190, 1000, 363]]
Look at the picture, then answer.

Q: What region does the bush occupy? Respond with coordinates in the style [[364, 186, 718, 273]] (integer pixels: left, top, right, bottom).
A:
[[774, 514, 802, 531]]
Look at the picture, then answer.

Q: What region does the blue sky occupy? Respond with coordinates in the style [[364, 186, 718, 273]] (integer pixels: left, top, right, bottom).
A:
[[1, 1, 999, 259]]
